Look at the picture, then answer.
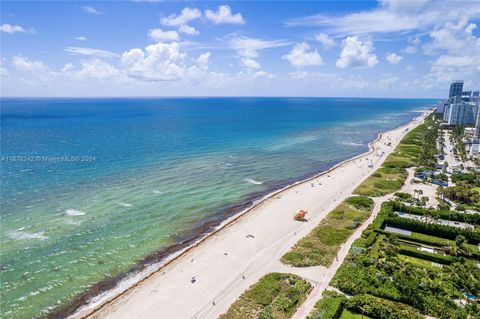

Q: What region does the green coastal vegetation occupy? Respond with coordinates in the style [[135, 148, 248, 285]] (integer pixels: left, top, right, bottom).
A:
[[309, 116, 480, 319], [218, 273, 312, 319], [308, 290, 423, 319], [442, 171, 480, 210], [354, 115, 438, 196], [325, 201, 480, 319], [281, 196, 374, 267], [224, 114, 480, 319]]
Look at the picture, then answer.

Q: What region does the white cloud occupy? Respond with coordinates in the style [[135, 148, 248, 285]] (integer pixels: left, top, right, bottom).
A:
[[378, 76, 399, 88], [161, 7, 201, 35], [178, 25, 199, 35], [288, 71, 370, 90], [228, 35, 289, 75], [76, 59, 120, 80], [423, 19, 479, 55], [195, 52, 210, 71], [336, 36, 378, 68], [285, 0, 480, 36], [205, 5, 245, 25], [148, 28, 179, 42], [228, 35, 291, 58], [283, 42, 323, 67], [1, 59, 9, 76], [62, 63, 75, 73], [314, 33, 335, 50], [1, 24, 27, 34], [253, 70, 274, 80], [241, 58, 261, 69], [64, 47, 119, 59], [386, 52, 403, 64], [82, 6, 102, 15], [421, 19, 480, 89], [121, 42, 187, 81], [75, 36, 87, 41], [402, 45, 417, 54], [12, 55, 48, 72]]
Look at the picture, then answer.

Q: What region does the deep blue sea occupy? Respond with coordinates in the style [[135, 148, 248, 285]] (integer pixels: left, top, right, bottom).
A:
[[0, 97, 435, 318]]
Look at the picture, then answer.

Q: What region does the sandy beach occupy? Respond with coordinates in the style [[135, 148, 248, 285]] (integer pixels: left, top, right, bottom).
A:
[[73, 111, 430, 319]]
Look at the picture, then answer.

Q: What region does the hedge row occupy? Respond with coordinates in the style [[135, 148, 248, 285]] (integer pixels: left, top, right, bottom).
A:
[[399, 245, 454, 265], [383, 217, 480, 244], [392, 201, 480, 225], [344, 294, 424, 319]]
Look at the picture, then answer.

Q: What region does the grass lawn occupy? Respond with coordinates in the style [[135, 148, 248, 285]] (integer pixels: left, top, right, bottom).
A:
[[353, 122, 430, 197], [281, 196, 374, 267], [354, 167, 407, 197], [397, 254, 442, 271], [340, 309, 371, 319], [219, 273, 312, 319]]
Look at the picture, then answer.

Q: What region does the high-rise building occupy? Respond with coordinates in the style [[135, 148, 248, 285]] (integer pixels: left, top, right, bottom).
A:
[[449, 80, 464, 98], [445, 101, 478, 125], [475, 107, 480, 139]]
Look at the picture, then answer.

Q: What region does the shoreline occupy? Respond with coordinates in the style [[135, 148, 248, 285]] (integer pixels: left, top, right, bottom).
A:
[[63, 109, 432, 319]]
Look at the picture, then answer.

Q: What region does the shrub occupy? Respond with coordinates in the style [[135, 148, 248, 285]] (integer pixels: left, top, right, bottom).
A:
[[344, 294, 424, 319], [307, 291, 345, 319], [219, 273, 312, 319]]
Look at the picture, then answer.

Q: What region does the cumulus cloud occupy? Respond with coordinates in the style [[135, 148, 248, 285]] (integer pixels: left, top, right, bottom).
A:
[[253, 70, 274, 80], [336, 36, 378, 68], [178, 25, 199, 35], [12, 55, 48, 72], [314, 33, 335, 49], [161, 7, 201, 35], [82, 6, 102, 15], [64, 47, 119, 59], [121, 42, 191, 81], [241, 58, 261, 69], [148, 28, 179, 42], [62, 63, 75, 73], [195, 52, 210, 71], [76, 59, 120, 80], [205, 5, 245, 25], [422, 19, 480, 88], [1, 24, 27, 33], [386, 52, 403, 64], [283, 42, 323, 67]]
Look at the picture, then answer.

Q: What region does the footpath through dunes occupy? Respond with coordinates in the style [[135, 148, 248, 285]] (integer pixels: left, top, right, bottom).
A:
[[77, 112, 428, 319]]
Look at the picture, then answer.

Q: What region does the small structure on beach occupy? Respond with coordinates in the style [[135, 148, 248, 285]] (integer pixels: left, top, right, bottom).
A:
[[293, 210, 307, 221]]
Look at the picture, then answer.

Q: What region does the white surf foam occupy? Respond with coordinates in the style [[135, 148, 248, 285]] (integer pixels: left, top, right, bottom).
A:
[[152, 190, 163, 195], [64, 209, 86, 216], [342, 141, 363, 146], [244, 178, 264, 185], [119, 202, 133, 207], [7, 230, 47, 241]]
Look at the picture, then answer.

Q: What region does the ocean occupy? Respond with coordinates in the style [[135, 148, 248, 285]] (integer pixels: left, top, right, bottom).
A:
[[0, 97, 435, 318]]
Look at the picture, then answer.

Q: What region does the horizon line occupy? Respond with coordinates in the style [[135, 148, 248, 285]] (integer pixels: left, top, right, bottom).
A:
[[0, 95, 441, 100]]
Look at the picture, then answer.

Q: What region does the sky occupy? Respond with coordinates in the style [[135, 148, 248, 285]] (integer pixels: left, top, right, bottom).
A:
[[1, 0, 479, 98]]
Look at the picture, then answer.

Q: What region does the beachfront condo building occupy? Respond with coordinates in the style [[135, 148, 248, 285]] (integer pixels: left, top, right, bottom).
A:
[[449, 80, 464, 99], [445, 101, 478, 126]]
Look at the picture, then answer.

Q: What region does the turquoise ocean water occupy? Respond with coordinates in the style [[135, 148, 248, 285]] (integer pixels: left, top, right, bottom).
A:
[[0, 97, 435, 318]]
